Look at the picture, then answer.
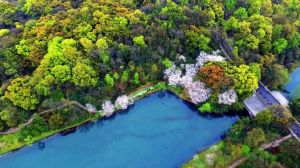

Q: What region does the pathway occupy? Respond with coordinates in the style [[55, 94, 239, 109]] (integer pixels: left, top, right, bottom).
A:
[[228, 134, 292, 168], [0, 101, 89, 135]]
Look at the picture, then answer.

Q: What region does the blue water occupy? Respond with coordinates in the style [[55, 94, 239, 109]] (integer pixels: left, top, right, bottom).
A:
[[0, 91, 238, 168], [285, 68, 300, 98]]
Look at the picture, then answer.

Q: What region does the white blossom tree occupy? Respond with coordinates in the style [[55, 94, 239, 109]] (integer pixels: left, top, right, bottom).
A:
[[195, 52, 225, 68], [115, 95, 133, 110], [163, 52, 226, 105], [186, 81, 211, 104], [218, 89, 238, 105], [102, 100, 115, 117]]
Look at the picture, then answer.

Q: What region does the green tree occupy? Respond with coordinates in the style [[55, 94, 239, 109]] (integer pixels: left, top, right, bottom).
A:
[[0, 29, 10, 37], [105, 74, 115, 88], [133, 35, 146, 47], [5, 76, 39, 110], [270, 64, 289, 89], [256, 110, 273, 125], [133, 72, 140, 85], [198, 103, 215, 113], [162, 58, 173, 68], [80, 37, 94, 53], [185, 26, 211, 52], [273, 38, 288, 54], [249, 63, 261, 80], [96, 38, 109, 63], [245, 128, 266, 148], [50, 65, 71, 83], [48, 113, 64, 129], [72, 62, 97, 87], [240, 149, 277, 168], [224, 64, 259, 97], [234, 8, 248, 20], [277, 139, 300, 168], [225, 0, 236, 12]]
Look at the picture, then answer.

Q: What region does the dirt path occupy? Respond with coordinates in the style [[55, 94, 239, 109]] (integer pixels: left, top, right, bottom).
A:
[[228, 134, 292, 168], [0, 101, 89, 135]]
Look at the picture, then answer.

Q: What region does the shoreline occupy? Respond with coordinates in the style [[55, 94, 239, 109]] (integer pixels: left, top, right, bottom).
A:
[[0, 82, 242, 162], [0, 82, 168, 155]]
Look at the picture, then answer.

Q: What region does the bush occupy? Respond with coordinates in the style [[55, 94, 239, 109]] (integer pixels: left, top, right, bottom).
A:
[[244, 128, 266, 148], [277, 139, 300, 168], [240, 149, 277, 168], [48, 113, 65, 129], [198, 103, 215, 113]]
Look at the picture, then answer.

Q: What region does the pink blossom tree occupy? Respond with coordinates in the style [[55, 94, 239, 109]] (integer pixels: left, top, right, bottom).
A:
[[218, 89, 238, 105], [163, 52, 226, 105], [102, 100, 115, 117], [186, 81, 211, 104], [115, 95, 133, 110]]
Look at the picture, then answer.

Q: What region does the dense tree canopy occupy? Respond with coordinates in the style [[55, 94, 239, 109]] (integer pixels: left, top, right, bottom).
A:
[[0, 2, 300, 163]]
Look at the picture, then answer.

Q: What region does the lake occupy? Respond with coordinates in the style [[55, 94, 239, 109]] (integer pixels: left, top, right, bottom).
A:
[[285, 67, 300, 98], [0, 91, 238, 168]]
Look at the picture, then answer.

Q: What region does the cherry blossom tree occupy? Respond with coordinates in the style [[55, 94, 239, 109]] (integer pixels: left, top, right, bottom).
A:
[[163, 52, 225, 105], [195, 52, 225, 68], [102, 100, 115, 117], [186, 81, 211, 104], [115, 95, 133, 110], [178, 55, 186, 62], [218, 89, 238, 105]]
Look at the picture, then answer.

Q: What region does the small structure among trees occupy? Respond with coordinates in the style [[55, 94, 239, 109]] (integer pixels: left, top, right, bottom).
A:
[[244, 81, 289, 116]]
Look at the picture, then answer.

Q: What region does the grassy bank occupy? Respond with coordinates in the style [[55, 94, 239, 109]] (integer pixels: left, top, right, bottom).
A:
[[0, 82, 168, 155]]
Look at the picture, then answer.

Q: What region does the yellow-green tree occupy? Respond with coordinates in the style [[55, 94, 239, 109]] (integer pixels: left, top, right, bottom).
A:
[[5, 76, 39, 110], [72, 62, 97, 87]]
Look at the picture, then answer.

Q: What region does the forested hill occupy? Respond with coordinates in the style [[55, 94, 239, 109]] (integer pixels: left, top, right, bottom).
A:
[[0, 0, 299, 129]]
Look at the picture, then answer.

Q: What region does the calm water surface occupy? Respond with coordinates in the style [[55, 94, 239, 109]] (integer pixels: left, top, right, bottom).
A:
[[285, 67, 300, 98], [0, 91, 239, 168]]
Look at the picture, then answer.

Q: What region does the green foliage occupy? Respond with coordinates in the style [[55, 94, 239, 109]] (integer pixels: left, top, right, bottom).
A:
[[48, 113, 64, 129], [50, 65, 71, 83], [234, 8, 248, 20], [241, 145, 251, 156], [96, 38, 108, 50], [0, 29, 10, 37], [162, 58, 172, 68], [133, 35, 146, 47], [270, 64, 289, 89], [273, 38, 288, 54], [185, 27, 211, 52], [224, 64, 259, 97], [105, 74, 115, 88], [198, 103, 215, 113], [225, 0, 236, 12], [133, 72, 140, 85], [277, 139, 300, 168], [245, 128, 266, 148], [256, 110, 273, 125], [80, 37, 94, 53], [72, 62, 97, 87], [240, 149, 277, 168], [5, 76, 39, 110], [1, 1, 300, 162], [248, 63, 261, 80]]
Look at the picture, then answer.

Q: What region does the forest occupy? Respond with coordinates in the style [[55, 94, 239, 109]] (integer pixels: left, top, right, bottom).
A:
[[1, 0, 300, 167]]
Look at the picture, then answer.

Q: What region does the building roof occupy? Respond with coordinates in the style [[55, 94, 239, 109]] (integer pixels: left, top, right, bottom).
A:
[[271, 91, 289, 106], [244, 93, 268, 116], [244, 82, 289, 116]]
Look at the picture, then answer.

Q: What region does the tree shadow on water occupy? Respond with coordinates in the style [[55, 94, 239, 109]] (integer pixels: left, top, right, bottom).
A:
[[38, 142, 45, 151]]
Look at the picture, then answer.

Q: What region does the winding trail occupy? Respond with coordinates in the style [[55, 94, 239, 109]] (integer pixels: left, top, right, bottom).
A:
[[0, 101, 89, 135], [228, 134, 292, 168], [0, 83, 159, 135]]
